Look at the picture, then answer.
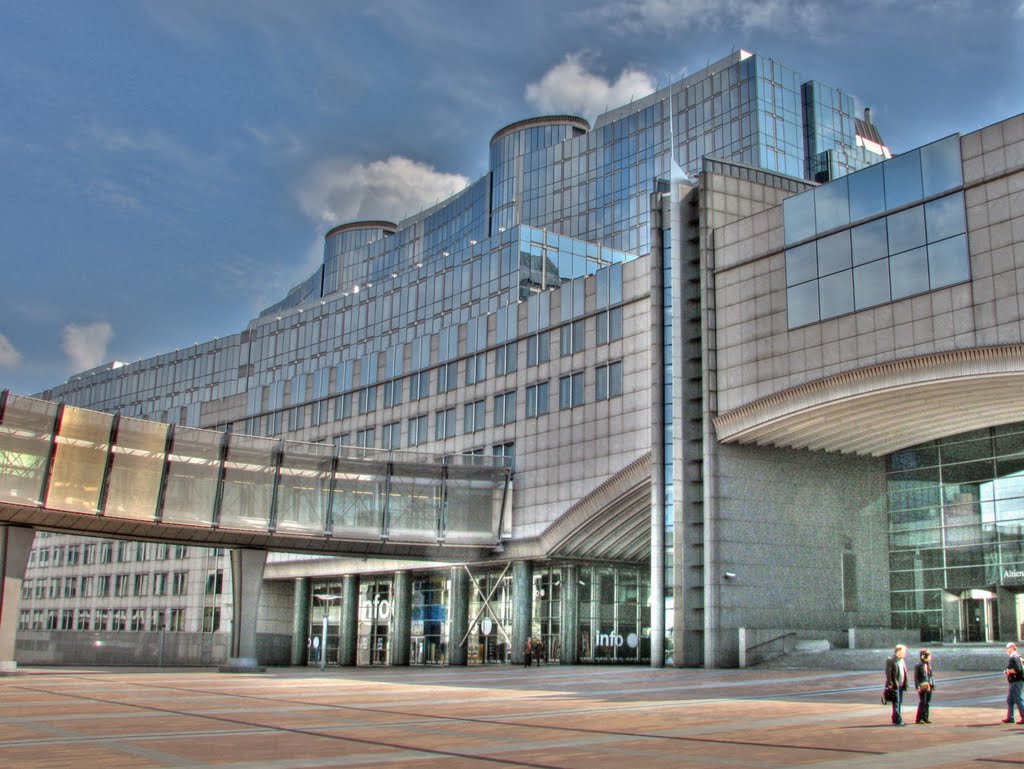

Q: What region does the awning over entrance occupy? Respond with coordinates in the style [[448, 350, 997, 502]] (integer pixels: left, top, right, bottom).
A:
[[504, 453, 652, 563], [714, 346, 1024, 457]]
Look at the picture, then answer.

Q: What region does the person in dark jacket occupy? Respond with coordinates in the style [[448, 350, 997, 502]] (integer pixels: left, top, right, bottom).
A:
[[885, 644, 909, 725], [1003, 643, 1024, 724], [914, 649, 935, 724]]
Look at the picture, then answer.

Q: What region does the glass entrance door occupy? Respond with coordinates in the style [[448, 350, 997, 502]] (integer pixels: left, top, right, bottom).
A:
[[357, 577, 393, 665], [961, 590, 995, 642]]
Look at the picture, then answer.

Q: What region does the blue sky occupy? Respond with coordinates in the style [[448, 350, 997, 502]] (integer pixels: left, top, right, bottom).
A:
[[1, 0, 1021, 395]]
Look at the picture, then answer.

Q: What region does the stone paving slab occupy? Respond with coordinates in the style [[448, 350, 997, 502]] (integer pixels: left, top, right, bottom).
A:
[[1, 665, 1022, 769]]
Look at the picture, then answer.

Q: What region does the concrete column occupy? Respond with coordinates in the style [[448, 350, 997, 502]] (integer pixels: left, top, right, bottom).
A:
[[0, 526, 35, 672], [560, 564, 579, 664], [220, 548, 267, 673], [448, 566, 469, 666], [649, 195, 666, 669], [391, 571, 411, 666], [290, 577, 311, 666], [512, 561, 533, 665], [997, 586, 1018, 642], [338, 574, 359, 666]]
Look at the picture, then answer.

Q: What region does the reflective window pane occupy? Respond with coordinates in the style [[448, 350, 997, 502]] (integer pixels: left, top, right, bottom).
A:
[[920, 134, 963, 196], [854, 258, 891, 309], [816, 230, 852, 277], [0, 395, 58, 506], [848, 162, 886, 222], [783, 189, 816, 245], [888, 205, 927, 255], [851, 218, 888, 265], [928, 234, 970, 289], [925, 193, 966, 242], [814, 176, 849, 232], [105, 417, 168, 520], [819, 270, 854, 319], [787, 280, 819, 327], [890, 246, 930, 300], [162, 426, 221, 526], [785, 241, 817, 286], [883, 149, 923, 209], [49, 407, 112, 514]]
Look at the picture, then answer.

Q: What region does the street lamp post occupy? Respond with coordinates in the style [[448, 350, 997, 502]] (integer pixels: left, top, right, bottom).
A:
[[313, 594, 341, 672]]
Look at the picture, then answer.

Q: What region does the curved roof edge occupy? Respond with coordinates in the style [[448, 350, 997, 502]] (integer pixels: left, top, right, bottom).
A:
[[324, 220, 399, 240], [714, 345, 1024, 457], [489, 115, 590, 146]]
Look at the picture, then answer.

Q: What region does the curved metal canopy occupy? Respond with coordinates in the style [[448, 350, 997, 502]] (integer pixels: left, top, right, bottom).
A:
[[714, 346, 1024, 457]]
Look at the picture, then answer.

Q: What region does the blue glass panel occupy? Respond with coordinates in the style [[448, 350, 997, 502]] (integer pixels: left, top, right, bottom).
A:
[[785, 241, 817, 286], [851, 218, 888, 265], [883, 149, 923, 209], [847, 162, 886, 222], [817, 230, 852, 277], [925, 193, 966, 242], [928, 234, 970, 289], [814, 176, 850, 232], [920, 135, 963, 196], [890, 246, 930, 300], [887, 205, 926, 255], [783, 190, 816, 244], [819, 271, 854, 319], [854, 258, 891, 309], [787, 280, 820, 327]]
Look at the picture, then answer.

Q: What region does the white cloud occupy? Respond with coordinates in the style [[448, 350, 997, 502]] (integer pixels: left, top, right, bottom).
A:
[[295, 156, 470, 226], [62, 322, 114, 374], [525, 54, 656, 122], [591, 0, 827, 36], [0, 332, 22, 367]]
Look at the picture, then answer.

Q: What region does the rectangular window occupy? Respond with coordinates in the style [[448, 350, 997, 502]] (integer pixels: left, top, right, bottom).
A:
[[77, 609, 91, 631], [492, 442, 515, 470], [493, 390, 517, 427], [596, 361, 623, 400], [525, 381, 550, 417], [559, 372, 585, 409], [559, 320, 585, 356], [596, 307, 624, 344], [63, 576, 77, 598], [48, 577, 60, 598], [357, 386, 377, 415], [409, 372, 430, 400], [168, 608, 185, 632], [382, 421, 401, 450], [463, 400, 485, 434], [133, 574, 149, 597], [171, 572, 188, 596], [494, 342, 518, 376], [435, 408, 456, 440], [61, 609, 74, 630], [436, 361, 458, 394], [205, 569, 224, 596], [203, 607, 222, 633], [464, 353, 487, 385], [111, 609, 127, 632], [408, 415, 428, 447], [356, 428, 375, 449], [382, 378, 403, 408], [333, 393, 352, 420], [526, 331, 551, 366], [115, 574, 130, 597], [131, 609, 147, 632], [67, 545, 80, 565], [153, 572, 168, 596]]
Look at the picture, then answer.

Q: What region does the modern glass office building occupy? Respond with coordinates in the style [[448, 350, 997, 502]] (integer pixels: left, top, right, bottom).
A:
[[10, 50, 1020, 669]]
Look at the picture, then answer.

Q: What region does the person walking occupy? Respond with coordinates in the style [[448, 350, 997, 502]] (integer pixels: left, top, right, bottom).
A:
[[914, 649, 935, 724], [523, 637, 532, 668], [1003, 642, 1024, 724], [885, 644, 909, 725], [533, 637, 544, 666]]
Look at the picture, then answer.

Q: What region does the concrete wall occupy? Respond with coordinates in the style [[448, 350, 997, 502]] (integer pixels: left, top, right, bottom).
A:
[[708, 443, 890, 667]]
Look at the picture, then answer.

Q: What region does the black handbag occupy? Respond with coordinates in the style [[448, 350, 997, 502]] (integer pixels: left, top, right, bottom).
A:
[[881, 686, 895, 704]]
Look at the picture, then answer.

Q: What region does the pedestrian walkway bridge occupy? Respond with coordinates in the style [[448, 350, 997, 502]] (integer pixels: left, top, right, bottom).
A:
[[0, 391, 511, 557]]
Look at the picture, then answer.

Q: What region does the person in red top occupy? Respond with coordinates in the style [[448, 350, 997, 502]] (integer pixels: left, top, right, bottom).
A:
[[914, 649, 935, 724]]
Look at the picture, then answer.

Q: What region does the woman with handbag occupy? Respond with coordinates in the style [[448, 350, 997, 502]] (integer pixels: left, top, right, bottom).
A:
[[915, 649, 935, 724]]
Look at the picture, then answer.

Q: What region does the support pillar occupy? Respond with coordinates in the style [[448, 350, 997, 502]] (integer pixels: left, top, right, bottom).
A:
[[391, 571, 411, 666], [220, 548, 267, 673], [338, 574, 358, 666], [448, 566, 469, 666], [0, 526, 35, 672], [512, 561, 533, 665], [290, 577, 310, 666], [997, 586, 1018, 642], [560, 564, 579, 664]]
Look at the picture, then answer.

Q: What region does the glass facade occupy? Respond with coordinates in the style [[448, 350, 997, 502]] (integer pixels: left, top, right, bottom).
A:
[[577, 565, 651, 663], [785, 135, 967, 327], [888, 422, 1024, 642]]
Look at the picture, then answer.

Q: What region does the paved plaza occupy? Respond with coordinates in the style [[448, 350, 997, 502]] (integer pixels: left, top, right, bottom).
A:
[[1, 664, 1022, 768]]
